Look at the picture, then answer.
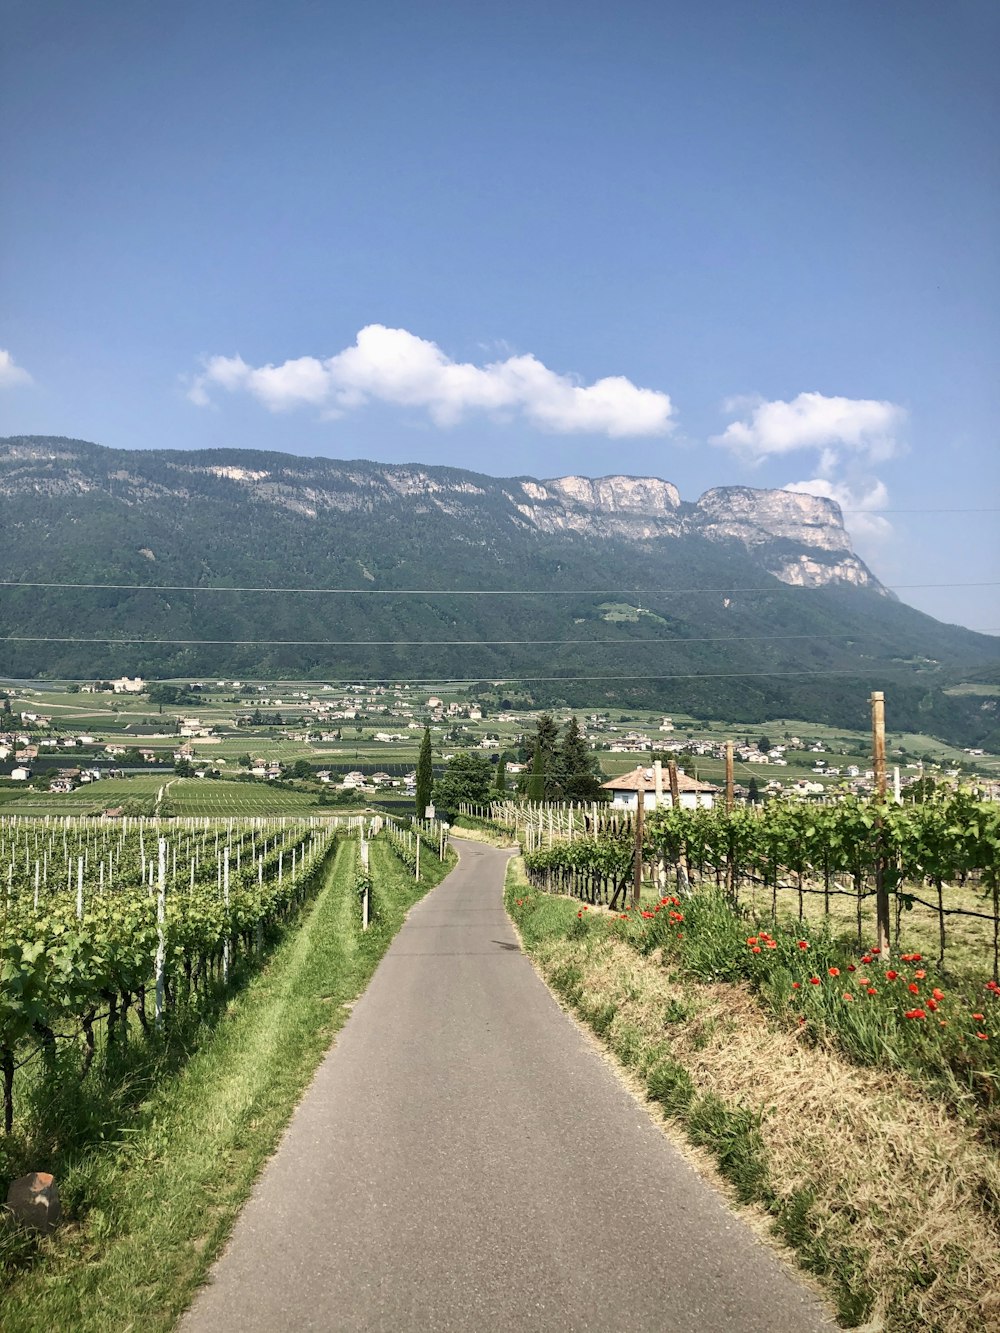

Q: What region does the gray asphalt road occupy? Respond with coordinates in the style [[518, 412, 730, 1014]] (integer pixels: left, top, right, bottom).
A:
[[182, 839, 836, 1332]]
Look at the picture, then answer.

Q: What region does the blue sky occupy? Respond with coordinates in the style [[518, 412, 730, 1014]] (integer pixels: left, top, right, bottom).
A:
[[1, 0, 997, 631]]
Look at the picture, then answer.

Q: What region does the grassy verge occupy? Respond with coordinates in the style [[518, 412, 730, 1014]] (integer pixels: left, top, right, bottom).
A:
[[507, 859, 1000, 1332], [0, 837, 454, 1332], [450, 816, 519, 848]]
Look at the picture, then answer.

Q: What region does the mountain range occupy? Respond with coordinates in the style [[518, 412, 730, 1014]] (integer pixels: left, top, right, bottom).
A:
[[1, 435, 997, 747]]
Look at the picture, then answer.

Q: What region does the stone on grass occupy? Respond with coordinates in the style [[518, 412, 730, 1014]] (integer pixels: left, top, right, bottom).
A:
[[5, 1172, 61, 1233]]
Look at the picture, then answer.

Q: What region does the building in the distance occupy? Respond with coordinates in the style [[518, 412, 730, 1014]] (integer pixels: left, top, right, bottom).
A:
[[601, 763, 717, 811]]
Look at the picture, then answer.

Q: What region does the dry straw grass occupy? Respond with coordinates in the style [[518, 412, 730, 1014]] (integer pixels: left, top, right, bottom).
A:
[[531, 928, 1000, 1333]]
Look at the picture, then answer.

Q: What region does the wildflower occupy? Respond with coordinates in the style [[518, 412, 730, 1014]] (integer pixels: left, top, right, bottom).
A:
[[866, 987, 877, 996], [973, 1013, 985, 1021], [861, 954, 873, 964], [765, 940, 777, 949], [747, 937, 759, 946], [661, 898, 670, 906], [676, 932, 683, 939], [911, 953, 922, 962], [915, 969, 926, 980], [871, 947, 881, 954], [828, 967, 840, 977], [859, 978, 870, 987], [939, 1021, 947, 1027], [810, 976, 821, 985], [792, 982, 801, 990], [577, 911, 582, 918], [909, 983, 920, 995], [904, 1009, 927, 1019], [583, 905, 589, 911], [932, 988, 945, 1001], [928, 1000, 938, 1012], [847, 964, 856, 972], [843, 993, 854, 1002], [797, 941, 809, 950], [752, 946, 762, 954], [886, 970, 898, 981], [977, 1033, 989, 1041], [798, 1016, 806, 1025]]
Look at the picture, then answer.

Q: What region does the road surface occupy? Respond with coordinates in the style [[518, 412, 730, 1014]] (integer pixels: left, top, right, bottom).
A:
[[182, 838, 836, 1332]]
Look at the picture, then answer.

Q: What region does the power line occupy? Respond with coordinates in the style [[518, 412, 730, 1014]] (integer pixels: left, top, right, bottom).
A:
[[840, 507, 1000, 514], [2, 630, 998, 648], [0, 580, 997, 596]]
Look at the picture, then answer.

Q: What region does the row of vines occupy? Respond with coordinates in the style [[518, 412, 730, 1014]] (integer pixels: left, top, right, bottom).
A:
[[521, 792, 1000, 973], [0, 813, 364, 1134]]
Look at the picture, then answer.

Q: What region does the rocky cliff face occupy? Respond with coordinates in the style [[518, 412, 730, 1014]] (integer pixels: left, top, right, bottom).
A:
[[0, 437, 883, 591]]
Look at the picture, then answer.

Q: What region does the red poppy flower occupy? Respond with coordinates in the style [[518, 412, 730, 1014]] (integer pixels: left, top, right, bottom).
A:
[[927, 1000, 938, 1012], [861, 955, 872, 964], [904, 1009, 926, 1019], [810, 976, 821, 985], [932, 988, 945, 1001], [847, 964, 856, 972], [843, 993, 854, 1002], [871, 947, 881, 954], [886, 970, 898, 981], [765, 940, 778, 949], [909, 983, 920, 995], [792, 982, 801, 990], [915, 969, 926, 980], [977, 1033, 989, 1040], [973, 1013, 985, 1021], [747, 937, 759, 946], [797, 941, 809, 950], [752, 946, 762, 953], [676, 931, 684, 939], [828, 967, 840, 977], [867, 987, 877, 996]]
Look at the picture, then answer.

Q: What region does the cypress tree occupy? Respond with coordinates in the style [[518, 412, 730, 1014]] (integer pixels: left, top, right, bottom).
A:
[[527, 746, 545, 801], [495, 756, 507, 793], [416, 727, 433, 815]]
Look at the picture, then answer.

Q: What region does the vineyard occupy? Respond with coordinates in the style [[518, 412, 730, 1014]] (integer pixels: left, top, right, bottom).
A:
[[471, 793, 1000, 974], [0, 812, 383, 1139]]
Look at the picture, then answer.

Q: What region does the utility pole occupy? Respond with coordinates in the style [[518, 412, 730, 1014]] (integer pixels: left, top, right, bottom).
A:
[[632, 784, 645, 910], [871, 690, 890, 958]]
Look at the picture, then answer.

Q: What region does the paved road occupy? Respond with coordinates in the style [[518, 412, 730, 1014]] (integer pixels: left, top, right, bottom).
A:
[[182, 839, 836, 1332]]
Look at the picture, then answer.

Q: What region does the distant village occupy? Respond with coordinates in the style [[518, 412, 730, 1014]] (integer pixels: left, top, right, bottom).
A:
[[1, 676, 997, 803]]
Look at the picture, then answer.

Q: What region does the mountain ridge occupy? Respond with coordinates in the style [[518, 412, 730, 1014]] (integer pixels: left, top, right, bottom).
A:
[[0, 435, 997, 749]]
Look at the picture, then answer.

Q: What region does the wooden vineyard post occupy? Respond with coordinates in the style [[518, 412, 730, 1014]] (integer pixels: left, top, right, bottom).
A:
[[871, 691, 891, 959], [667, 760, 689, 891], [155, 838, 167, 1028], [724, 741, 735, 899], [360, 837, 370, 931], [632, 791, 644, 910], [222, 845, 230, 984], [415, 831, 420, 882]]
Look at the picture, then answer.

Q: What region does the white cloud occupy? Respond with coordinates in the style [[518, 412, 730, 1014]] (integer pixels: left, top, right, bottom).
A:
[[713, 391, 905, 472], [783, 475, 892, 542], [188, 324, 675, 438], [0, 349, 33, 389]]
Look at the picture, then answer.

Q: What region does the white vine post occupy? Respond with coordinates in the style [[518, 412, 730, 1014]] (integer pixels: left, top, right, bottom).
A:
[[76, 856, 84, 920], [223, 845, 231, 984], [155, 838, 167, 1028], [415, 832, 420, 882], [360, 836, 370, 930]]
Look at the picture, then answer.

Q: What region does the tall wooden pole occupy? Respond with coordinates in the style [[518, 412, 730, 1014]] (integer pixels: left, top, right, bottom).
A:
[[871, 690, 890, 958], [632, 787, 645, 910], [871, 691, 887, 800], [667, 760, 681, 810], [725, 742, 734, 812]]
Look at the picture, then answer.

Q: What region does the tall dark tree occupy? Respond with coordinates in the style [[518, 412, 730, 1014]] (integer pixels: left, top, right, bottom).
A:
[[416, 726, 433, 815], [494, 755, 507, 793], [555, 715, 605, 801], [527, 747, 545, 801], [747, 774, 761, 804]]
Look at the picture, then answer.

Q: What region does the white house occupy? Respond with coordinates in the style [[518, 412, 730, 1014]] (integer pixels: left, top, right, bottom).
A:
[[601, 764, 718, 811], [112, 677, 145, 694], [10, 766, 31, 781]]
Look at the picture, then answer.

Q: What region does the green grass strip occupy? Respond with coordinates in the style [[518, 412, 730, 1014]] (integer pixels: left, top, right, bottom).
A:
[[0, 837, 454, 1332]]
